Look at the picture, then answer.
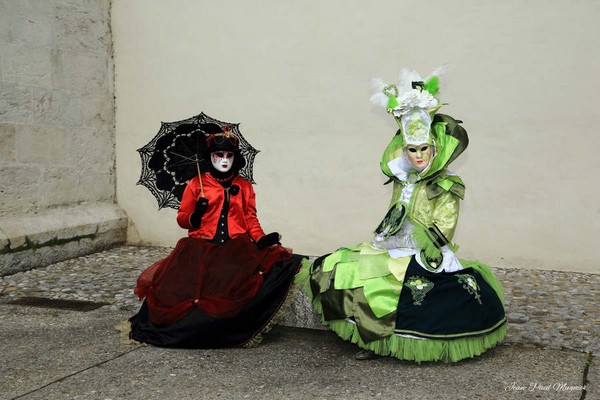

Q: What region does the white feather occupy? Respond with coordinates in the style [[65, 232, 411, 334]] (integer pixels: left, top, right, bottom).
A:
[[425, 65, 447, 82], [371, 78, 387, 91], [370, 92, 389, 107], [398, 68, 423, 93]]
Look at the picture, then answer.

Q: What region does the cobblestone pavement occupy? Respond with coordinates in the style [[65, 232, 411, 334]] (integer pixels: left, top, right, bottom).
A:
[[0, 245, 598, 355]]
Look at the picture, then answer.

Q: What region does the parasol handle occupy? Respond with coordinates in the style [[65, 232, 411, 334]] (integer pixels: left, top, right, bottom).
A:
[[195, 158, 205, 198]]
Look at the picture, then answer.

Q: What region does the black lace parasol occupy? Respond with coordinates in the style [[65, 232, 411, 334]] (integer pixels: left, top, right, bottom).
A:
[[137, 112, 259, 210]]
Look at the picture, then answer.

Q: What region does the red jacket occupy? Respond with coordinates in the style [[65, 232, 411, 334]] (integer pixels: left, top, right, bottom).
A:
[[176, 173, 266, 242]]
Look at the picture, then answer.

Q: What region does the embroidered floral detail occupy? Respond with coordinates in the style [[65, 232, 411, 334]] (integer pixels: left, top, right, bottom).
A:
[[457, 274, 482, 305], [404, 276, 434, 305]]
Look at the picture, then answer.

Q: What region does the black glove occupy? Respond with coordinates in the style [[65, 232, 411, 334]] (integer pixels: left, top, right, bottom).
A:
[[256, 232, 281, 249], [189, 197, 209, 228]]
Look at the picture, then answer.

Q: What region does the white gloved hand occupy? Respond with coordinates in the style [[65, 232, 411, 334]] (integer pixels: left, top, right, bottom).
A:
[[440, 245, 463, 272]]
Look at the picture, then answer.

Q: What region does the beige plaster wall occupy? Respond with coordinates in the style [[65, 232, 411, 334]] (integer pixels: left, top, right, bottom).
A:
[[113, 0, 600, 273]]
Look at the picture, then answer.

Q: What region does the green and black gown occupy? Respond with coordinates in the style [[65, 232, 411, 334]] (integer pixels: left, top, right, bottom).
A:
[[306, 114, 506, 362]]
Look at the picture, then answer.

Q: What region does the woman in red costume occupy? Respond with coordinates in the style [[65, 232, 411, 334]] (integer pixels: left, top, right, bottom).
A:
[[129, 124, 305, 348]]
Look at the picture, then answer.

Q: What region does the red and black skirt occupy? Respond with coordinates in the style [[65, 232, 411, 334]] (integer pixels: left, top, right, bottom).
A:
[[129, 235, 304, 348]]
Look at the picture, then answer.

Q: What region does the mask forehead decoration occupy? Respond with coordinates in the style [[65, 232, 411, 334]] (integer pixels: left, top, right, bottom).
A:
[[205, 126, 239, 149], [401, 109, 432, 146]]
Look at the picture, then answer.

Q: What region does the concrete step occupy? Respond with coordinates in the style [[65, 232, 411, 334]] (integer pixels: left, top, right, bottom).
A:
[[0, 202, 127, 276]]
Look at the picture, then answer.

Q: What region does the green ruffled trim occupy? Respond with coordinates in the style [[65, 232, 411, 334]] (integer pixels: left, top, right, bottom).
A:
[[327, 318, 507, 363]]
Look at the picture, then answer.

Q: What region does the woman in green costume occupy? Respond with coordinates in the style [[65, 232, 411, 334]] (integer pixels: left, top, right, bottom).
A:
[[306, 68, 507, 362]]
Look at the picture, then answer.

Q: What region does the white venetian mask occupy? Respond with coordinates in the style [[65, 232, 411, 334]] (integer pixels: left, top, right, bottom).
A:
[[211, 151, 234, 173]]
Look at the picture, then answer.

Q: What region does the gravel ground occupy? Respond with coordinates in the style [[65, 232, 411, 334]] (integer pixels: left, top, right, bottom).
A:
[[0, 245, 598, 354]]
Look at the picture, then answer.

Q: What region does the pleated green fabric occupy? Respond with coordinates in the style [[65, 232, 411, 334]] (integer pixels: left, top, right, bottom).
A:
[[326, 317, 507, 363], [307, 252, 507, 362], [294, 258, 312, 289]]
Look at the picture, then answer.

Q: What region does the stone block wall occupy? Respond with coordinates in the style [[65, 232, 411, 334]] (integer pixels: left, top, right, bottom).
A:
[[0, 0, 115, 214], [0, 0, 126, 275]]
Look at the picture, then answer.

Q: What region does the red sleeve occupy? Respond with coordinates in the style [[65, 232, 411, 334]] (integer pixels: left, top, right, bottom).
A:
[[177, 177, 200, 230], [243, 182, 266, 242]]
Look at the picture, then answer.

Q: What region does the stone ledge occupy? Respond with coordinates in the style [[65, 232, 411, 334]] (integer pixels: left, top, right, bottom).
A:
[[279, 291, 328, 331], [0, 203, 127, 276]]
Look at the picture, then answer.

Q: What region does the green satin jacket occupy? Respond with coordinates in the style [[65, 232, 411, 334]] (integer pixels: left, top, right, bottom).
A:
[[378, 113, 469, 256]]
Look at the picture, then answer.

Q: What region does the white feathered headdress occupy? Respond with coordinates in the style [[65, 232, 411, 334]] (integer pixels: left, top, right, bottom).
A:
[[371, 67, 446, 145]]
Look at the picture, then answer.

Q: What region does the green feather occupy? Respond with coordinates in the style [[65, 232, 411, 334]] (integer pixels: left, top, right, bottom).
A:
[[386, 95, 399, 110], [424, 76, 440, 96]]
